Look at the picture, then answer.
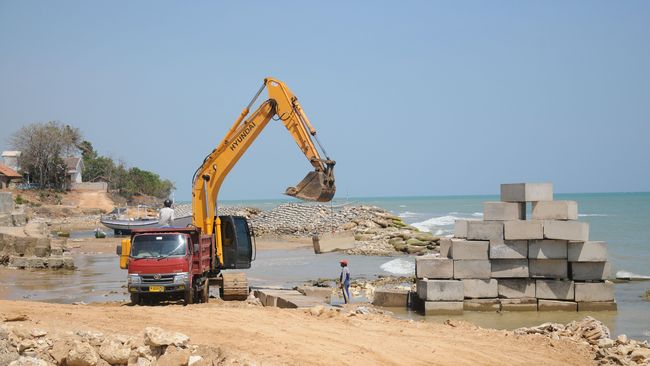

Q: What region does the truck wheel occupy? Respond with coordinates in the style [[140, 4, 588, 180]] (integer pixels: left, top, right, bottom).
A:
[[184, 288, 194, 306], [130, 293, 140, 305], [201, 282, 209, 303]]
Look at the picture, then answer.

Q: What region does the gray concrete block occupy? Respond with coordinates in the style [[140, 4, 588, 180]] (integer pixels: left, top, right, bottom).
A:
[[578, 301, 617, 312], [462, 279, 498, 298], [451, 239, 489, 260], [464, 299, 500, 312], [500, 298, 538, 311], [568, 241, 608, 262], [532, 201, 578, 220], [570, 262, 611, 280], [416, 257, 453, 279], [544, 220, 589, 241], [535, 280, 575, 300], [490, 259, 529, 278], [372, 288, 409, 307], [528, 240, 568, 259], [417, 279, 464, 301], [538, 299, 577, 311], [439, 238, 452, 258], [297, 286, 332, 301], [489, 240, 527, 259], [423, 301, 464, 315], [453, 260, 491, 279], [504, 220, 543, 240], [0, 192, 14, 214], [466, 221, 503, 241], [11, 212, 27, 227], [529, 259, 568, 279], [483, 202, 525, 221], [498, 279, 536, 298], [454, 220, 469, 239], [501, 183, 553, 202], [574, 282, 615, 302]]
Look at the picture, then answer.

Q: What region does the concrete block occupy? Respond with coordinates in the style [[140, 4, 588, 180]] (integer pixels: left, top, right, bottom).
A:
[[578, 301, 617, 312], [504, 220, 543, 240], [464, 299, 500, 312], [489, 240, 527, 259], [528, 240, 568, 259], [416, 280, 464, 301], [462, 279, 498, 298], [416, 257, 453, 279], [11, 212, 27, 227], [532, 201, 578, 220], [500, 298, 537, 311], [277, 295, 324, 309], [451, 239, 489, 260], [501, 183, 553, 202], [483, 202, 525, 221], [466, 221, 503, 241], [544, 220, 589, 241], [454, 220, 469, 239], [372, 288, 409, 307], [568, 241, 608, 262], [498, 279, 536, 298], [574, 282, 615, 302], [0, 214, 12, 226], [535, 280, 574, 300], [297, 286, 332, 301], [453, 260, 491, 279], [0, 192, 14, 214], [570, 262, 611, 280], [529, 259, 568, 279], [439, 238, 452, 258], [538, 299, 577, 311], [423, 301, 464, 315], [490, 259, 529, 278]]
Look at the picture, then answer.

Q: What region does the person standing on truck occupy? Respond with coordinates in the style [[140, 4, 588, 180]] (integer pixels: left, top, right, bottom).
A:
[[339, 259, 351, 304], [159, 199, 175, 227]]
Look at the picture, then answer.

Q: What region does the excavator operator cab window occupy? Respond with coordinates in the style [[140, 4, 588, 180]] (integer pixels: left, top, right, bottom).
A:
[[220, 215, 252, 269]]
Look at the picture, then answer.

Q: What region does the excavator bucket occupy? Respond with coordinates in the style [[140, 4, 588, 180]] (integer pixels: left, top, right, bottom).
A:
[[285, 170, 336, 202]]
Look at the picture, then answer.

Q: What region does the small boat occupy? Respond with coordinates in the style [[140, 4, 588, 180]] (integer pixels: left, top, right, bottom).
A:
[[100, 205, 193, 235]]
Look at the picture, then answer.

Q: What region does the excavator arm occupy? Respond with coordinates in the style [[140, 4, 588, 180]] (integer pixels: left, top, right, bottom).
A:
[[191, 77, 336, 249]]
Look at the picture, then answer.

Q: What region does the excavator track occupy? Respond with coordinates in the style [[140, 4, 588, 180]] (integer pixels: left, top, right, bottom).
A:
[[220, 272, 249, 301]]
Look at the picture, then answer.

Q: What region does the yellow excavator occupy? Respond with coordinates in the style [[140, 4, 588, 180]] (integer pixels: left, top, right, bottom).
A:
[[117, 78, 335, 304]]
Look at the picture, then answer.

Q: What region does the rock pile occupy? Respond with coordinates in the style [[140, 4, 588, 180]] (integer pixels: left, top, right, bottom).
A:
[[415, 183, 616, 314], [516, 317, 650, 365], [0, 322, 243, 366]]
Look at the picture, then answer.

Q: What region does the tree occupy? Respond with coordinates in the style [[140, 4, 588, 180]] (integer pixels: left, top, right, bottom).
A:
[[10, 121, 82, 188]]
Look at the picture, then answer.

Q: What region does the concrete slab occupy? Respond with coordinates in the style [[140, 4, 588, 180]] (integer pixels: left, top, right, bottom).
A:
[[578, 301, 618, 312], [255, 289, 301, 307], [501, 183, 553, 202], [453, 260, 491, 279], [423, 301, 464, 315], [297, 286, 332, 301], [462, 279, 498, 298], [417, 280, 464, 301], [500, 298, 538, 312], [528, 240, 568, 259], [372, 288, 409, 307], [439, 238, 452, 259], [454, 220, 469, 239], [0, 192, 14, 214], [451, 239, 489, 260], [416, 256, 453, 279], [489, 240, 527, 259], [277, 294, 324, 309], [532, 201, 578, 220], [498, 279, 536, 298], [483, 202, 525, 221], [504, 220, 543, 240], [464, 299, 500, 312], [538, 299, 577, 312], [490, 259, 529, 278], [568, 241, 608, 262], [312, 232, 355, 254], [570, 262, 611, 281], [544, 220, 589, 241], [529, 259, 568, 279], [535, 280, 575, 300], [466, 221, 503, 241], [574, 282, 615, 302]]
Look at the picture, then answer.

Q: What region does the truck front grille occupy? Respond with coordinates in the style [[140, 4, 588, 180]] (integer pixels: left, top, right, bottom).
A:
[[141, 274, 175, 284]]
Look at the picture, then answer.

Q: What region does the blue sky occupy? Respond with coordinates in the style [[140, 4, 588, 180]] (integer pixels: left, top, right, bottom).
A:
[[1, 1, 649, 201]]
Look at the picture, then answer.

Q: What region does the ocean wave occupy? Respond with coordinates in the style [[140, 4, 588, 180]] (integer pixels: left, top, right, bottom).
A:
[[399, 205, 407, 208], [578, 214, 609, 217], [398, 211, 419, 218], [380, 258, 415, 276], [411, 215, 460, 232], [616, 270, 650, 280]]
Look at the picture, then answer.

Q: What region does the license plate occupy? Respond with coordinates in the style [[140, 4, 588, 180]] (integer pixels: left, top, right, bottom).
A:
[[149, 286, 164, 292]]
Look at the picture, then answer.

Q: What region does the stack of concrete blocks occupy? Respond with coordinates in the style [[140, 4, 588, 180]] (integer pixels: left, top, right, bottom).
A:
[[415, 183, 615, 315], [0, 192, 27, 227]]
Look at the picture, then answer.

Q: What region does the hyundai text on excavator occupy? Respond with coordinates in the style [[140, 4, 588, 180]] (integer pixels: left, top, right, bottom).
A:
[[116, 77, 335, 305]]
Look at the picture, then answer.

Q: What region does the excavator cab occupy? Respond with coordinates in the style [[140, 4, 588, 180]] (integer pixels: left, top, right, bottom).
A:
[[220, 215, 253, 269], [285, 161, 336, 202]]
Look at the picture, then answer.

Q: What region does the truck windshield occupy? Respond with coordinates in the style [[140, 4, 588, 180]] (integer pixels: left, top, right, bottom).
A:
[[130, 234, 188, 259]]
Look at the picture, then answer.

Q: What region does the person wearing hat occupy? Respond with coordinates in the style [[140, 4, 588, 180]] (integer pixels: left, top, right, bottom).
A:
[[159, 199, 175, 227], [339, 259, 351, 304]]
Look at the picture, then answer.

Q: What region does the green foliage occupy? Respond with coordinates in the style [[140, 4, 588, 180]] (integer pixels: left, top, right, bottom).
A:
[[15, 194, 25, 205]]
